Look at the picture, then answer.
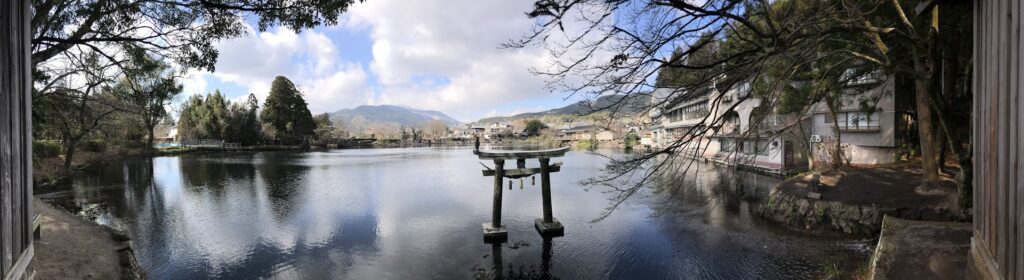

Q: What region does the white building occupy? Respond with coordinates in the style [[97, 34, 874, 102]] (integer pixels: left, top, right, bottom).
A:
[[649, 80, 809, 175], [806, 74, 916, 165], [483, 122, 513, 139], [648, 72, 916, 175]]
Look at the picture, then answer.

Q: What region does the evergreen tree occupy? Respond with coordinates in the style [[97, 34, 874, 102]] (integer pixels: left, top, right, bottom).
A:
[[260, 76, 315, 143], [202, 91, 230, 139], [177, 95, 206, 139], [312, 113, 334, 140], [524, 119, 548, 136]]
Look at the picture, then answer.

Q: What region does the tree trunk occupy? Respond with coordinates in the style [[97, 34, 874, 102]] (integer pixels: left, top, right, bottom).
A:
[[825, 96, 845, 170], [146, 122, 156, 151], [63, 137, 77, 169], [932, 39, 973, 208], [913, 78, 941, 184]]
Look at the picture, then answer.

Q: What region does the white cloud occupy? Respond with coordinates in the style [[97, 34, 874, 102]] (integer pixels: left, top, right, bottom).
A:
[[188, 0, 612, 121], [179, 70, 208, 96], [191, 24, 371, 114], [347, 0, 558, 120]]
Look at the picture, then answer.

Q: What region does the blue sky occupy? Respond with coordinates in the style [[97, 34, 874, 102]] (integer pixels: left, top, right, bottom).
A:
[[179, 0, 608, 123]]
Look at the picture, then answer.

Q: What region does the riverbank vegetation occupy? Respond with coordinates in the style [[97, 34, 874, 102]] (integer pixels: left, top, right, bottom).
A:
[[29, 0, 360, 177]]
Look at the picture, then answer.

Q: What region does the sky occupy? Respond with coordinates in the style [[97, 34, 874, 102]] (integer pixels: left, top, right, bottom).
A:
[[179, 0, 591, 123]]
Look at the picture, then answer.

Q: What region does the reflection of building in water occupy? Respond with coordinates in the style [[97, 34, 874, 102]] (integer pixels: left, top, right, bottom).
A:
[[651, 161, 781, 229]]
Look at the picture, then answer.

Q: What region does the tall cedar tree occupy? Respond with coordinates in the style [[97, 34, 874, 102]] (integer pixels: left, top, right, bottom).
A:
[[260, 76, 315, 143]]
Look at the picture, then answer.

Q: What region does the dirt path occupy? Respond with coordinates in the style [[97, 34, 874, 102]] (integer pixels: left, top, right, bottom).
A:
[[33, 199, 123, 279]]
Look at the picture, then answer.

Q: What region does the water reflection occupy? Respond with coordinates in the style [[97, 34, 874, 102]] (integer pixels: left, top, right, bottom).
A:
[[38, 147, 870, 279]]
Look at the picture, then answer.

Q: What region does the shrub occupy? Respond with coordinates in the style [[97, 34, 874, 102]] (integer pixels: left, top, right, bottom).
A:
[[33, 140, 62, 159], [81, 140, 107, 152], [576, 139, 596, 150], [624, 132, 640, 149]]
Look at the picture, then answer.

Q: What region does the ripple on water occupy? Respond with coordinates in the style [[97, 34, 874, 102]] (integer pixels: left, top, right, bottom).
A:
[[38, 147, 870, 279]]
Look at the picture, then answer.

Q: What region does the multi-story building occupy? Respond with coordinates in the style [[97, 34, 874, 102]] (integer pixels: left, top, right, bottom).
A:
[[807, 74, 916, 165], [648, 72, 917, 175], [703, 80, 811, 175]]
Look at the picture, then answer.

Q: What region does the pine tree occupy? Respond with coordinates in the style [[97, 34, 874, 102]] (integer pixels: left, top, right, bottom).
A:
[[260, 76, 315, 143]]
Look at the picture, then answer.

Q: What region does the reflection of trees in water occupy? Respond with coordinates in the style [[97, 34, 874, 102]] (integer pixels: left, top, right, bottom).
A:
[[179, 154, 258, 191], [474, 237, 558, 280], [254, 153, 310, 220]]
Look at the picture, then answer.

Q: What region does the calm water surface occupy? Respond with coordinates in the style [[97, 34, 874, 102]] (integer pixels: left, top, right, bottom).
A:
[[39, 147, 871, 279]]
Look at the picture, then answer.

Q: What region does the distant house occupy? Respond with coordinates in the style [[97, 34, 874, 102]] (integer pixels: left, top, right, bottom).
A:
[[480, 122, 513, 139], [560, 124, 600, 141], [596, 130, 615, 142], [470, 125, 486, 134], [446, 126, 475, 140], [156, 127, 178, 143]]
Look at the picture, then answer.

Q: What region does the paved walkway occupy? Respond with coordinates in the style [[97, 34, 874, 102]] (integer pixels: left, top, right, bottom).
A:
[[869, 216, 971, 280], [777, 165, 961, 209], [33, 199, 125, 279], [758, 165, 968, 235]]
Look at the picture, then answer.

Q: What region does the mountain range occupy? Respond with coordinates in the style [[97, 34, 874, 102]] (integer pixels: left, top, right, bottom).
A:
[[328, 94, 648, 132], [329, 105, 462, 130], [474, 94, 649, 124]]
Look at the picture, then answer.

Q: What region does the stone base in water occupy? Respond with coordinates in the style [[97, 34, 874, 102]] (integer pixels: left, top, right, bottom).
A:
[[534, 218, 564, 236], [482, 223, 507, 242]]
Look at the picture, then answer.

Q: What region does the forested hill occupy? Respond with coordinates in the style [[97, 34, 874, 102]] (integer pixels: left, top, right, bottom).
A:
[[475, 94, 649, 124], [329, 105, 461, 131]]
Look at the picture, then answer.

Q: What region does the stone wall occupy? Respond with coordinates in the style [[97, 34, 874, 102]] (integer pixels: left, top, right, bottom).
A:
[[756, 188, 967, 236]]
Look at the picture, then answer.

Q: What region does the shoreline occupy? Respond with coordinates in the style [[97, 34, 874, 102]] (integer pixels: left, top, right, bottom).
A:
[[33, 198, 146, 279]]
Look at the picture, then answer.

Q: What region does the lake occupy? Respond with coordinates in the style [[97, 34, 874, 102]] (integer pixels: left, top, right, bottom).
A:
[[37, 147, 872, 279]]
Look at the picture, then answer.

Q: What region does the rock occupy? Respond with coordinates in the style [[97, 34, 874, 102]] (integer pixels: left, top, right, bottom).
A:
[[110, 229, 131, 242], [843, 206, 862, 221]]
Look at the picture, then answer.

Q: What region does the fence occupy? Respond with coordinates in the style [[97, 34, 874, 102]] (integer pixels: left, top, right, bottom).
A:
[[179, 139, 225, 148]]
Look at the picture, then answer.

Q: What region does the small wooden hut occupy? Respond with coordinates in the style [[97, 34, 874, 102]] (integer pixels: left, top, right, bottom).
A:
[[970, 0, 1024, 279], [1, 0, 36, 279]]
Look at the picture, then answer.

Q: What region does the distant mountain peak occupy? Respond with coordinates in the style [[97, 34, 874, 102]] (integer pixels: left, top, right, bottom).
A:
[[329, 104, 462, 131]]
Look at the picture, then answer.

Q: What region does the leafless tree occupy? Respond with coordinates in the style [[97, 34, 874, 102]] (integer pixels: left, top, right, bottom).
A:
[[511, 0, 973, 219]]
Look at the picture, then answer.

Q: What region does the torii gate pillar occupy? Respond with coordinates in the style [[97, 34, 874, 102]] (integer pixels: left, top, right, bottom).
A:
[[477, 147, 568, 240]]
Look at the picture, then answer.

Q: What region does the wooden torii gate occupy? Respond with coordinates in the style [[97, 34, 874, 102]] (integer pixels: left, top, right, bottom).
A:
[[475, 147, 569, 240]]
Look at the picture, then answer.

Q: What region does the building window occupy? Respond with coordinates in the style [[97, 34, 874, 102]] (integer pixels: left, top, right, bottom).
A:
[[823, 111, 880, 130], [666, 102, 710, 122], [742, 140, 756, 155], [756, 139, 770, 156], [721, 139, 733, 152]]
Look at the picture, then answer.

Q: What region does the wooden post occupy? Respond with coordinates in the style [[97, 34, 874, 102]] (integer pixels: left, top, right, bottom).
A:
[[492, 159, 505, 228], [539, 158, 553, 223]]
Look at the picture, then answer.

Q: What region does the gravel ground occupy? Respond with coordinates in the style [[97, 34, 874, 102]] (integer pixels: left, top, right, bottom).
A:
[[32, 199, 123, 280]]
